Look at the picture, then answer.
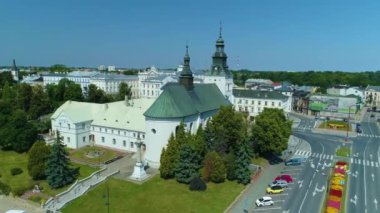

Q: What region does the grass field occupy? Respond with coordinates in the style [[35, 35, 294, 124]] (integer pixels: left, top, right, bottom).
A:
[[70, 146, 119, 165], [62, 176, 245, 213], [0, 150, 98, 196], [336, 146, 351, 158], [319, 121, 351, 131]]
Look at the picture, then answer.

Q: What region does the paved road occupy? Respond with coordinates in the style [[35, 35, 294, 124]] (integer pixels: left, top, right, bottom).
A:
[[347, 112, 380, 213]]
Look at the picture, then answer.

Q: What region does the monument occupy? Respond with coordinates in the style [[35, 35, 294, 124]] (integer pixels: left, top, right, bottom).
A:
[[130, 137, 148, 181]]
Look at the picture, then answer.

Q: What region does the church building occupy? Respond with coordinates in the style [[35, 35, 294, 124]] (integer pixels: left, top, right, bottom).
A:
[[143, 43, 231, 168]]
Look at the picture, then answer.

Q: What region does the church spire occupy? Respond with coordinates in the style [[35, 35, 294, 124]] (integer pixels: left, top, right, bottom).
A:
[[211, 23, 229, 76], [179, 44, 194, 90]]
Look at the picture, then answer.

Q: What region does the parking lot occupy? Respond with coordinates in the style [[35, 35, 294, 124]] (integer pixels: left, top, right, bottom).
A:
[[252, 164, 305, 213]]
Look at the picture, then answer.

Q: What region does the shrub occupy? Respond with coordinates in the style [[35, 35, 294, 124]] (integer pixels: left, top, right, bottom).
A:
[[10, 167, 23, 176], [11, 185, 31, 196], [29, 195, 43, 204], [0, 180, 11, 195], [202, 151, 226, 183], [189, 176, 207, 191]]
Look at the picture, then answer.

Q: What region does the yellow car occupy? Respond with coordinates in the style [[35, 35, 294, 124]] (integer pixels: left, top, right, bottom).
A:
[[266, 185, 285, 194]]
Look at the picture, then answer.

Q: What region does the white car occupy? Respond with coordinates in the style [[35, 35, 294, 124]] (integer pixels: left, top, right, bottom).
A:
[[255, 196, 274, 207]]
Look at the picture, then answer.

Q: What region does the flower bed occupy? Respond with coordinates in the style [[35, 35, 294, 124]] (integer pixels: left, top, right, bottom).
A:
[[324, 161, 348, 213]]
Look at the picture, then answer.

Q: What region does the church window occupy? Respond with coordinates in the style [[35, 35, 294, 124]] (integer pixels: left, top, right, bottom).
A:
[[130, 142, 134, 148], [101, 137, 105, 143], [113, 139, 116, 145], [123, 140, 126, 147], [151, 129, 156, 134]]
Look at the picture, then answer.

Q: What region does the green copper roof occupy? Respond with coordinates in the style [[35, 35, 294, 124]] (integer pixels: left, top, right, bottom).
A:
[[144, 83, 231, 118]]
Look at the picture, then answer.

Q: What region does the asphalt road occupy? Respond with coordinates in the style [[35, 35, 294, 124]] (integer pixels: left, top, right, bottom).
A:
[[347, 112, 380, 213]]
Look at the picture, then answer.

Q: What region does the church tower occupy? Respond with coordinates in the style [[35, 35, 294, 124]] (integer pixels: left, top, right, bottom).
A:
[[211, 24, 230, 76], [11, 59, 19, 81], [179, 45, 194, 90], [204, 24, 234, 101]]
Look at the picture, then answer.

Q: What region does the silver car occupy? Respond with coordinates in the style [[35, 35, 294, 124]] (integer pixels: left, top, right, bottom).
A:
[[269, 180, 288, 188]]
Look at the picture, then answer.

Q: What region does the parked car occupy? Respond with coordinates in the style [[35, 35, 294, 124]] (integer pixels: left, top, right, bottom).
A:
[[269, 180, 288, 188], [275, 174, 293, 183], [266, 185, 285, 194], [285, 158, 303, 166], [255, 196, 274, 207], [356, 127, 362, 133]]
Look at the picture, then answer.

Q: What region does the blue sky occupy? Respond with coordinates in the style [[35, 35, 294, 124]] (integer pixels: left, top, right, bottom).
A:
[[1, 0, 380, 71]]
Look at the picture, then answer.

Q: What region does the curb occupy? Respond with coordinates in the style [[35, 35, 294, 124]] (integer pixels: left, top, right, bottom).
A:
[[224, 183, 252, 213]]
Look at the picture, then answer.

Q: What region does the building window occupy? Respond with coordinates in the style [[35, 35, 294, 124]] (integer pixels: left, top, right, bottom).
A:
[[82, 123, 85, 129], [251, 100, 254, 105], [265, 101, 267, 106], [258, 101, 261, 105], [272, 102, 274, 106], [67, 137, 70, 143], [113, 139, 116, 145], [142, 134, 145, 139], [245, 100, 248, 104], [130, 142, 134, 148], [105, 128, 108, 132], [124, 131, 126, 136], [112, 129, 114, 134], [68, 124, 71, 129], [101, 137, 105, 143], [123, 140, 126, 147], [83, 136, 86, 142], [59, 122, 62, 127], [92, 126, 94, 131], [151, 129, 156, 134], [100, 127, 102, 132], [279, 102, 282, 107], [133, 133, 136, 137]]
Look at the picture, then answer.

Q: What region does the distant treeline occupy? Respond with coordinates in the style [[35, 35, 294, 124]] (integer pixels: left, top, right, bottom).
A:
[[232, 70, 380, 89]]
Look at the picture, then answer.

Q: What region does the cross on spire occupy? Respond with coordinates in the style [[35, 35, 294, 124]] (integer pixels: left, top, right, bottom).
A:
[[219, 21, 223, 38]]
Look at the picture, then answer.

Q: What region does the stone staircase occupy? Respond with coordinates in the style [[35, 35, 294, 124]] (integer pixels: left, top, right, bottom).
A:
[[42, 166, 119, 212]]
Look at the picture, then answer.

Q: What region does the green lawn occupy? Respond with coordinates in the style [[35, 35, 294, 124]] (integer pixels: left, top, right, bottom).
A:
[[0, 150, 98, 196], [70, 146, 119, 165], [336, 146, 351, 157], [62, 176, 245, 213], [319, 121, 351, 131]]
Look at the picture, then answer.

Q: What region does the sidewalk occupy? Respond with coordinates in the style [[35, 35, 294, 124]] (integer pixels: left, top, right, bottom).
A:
[[226, 163, 284, 213]]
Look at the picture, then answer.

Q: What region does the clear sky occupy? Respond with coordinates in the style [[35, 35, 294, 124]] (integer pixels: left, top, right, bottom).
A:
[[1, 0, 380, 71]]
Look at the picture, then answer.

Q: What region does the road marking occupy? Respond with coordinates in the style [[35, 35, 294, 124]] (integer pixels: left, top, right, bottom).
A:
[[358, 159, 361, 165], [316, 153, 320, 158], [367, 160, 370, 166], [254, 207, 282, 211], [269, 193, 289, 196], [371, 161, 374, 167], [322, 154, 326, 159], [351, 158, 353, 163]]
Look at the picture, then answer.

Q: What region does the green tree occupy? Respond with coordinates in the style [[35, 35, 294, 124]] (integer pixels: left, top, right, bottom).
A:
[[27, 141, 51, 180], [64, 83, 83, 101], [1, 81, 14, 102], [175, 142, 202, 184], [0, 110, 37, 152], [250, 108, 292, 155], [15, 83, 32, 112], [29, 85, 51, 119], [234, 143, 251, 185], [49, 64, 71, 73], [87, 84, 110, 103], [159, 134, 180, 179], [204, 106, 247, 155], [46, 131, 77, 188], [202, 151, 226, 183], [117, 82, 132, 101]]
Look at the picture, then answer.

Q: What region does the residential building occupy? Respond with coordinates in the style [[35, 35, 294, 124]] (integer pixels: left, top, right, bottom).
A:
[[232, 89, 291, 117], [139, 75, 177, 98], [327, 85, 364, 101], [365, 85, 380, 108], [308, 94, 359, 118], [108, 65, 116, 72], [89, 73, 139, 97], [50, 98, 155, 151]]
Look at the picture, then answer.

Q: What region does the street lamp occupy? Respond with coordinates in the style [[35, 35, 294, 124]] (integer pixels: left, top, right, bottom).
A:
[[345, 103, 360, 142]]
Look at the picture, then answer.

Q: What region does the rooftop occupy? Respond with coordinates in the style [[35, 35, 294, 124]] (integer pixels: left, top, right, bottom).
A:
[[233, 89, 288, 100]]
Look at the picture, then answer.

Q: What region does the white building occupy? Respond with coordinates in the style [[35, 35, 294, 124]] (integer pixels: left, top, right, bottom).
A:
[[89, 73, 139, 97], [98, 65, 106, 71], [108, 65, 116, 72], [365, 85, 380, 107], [43, 71, 139, 97], [232, 89, 291, 117], [139, 75, 177, 98], [50, 98, 155, 151], [327, 86, 364, 100]]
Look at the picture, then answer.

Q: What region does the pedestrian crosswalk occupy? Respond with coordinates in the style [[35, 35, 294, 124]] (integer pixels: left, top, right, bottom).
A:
[[293, 150, 380, 168], [357, 133, 380, 138]]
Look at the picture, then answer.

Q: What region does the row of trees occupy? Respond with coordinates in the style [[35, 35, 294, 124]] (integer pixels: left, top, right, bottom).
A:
[[233, 70, 380, 90], [159, 107, 292, 187]]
